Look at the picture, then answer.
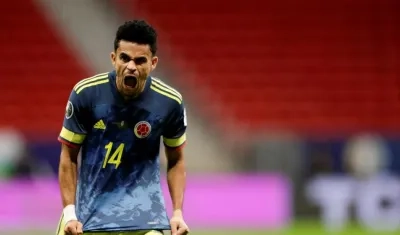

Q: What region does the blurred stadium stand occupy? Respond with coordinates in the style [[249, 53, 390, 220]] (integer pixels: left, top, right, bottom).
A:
[[114, 0, 400, 137], [1, 0, 400, 234], [0, 0, 88, 137]]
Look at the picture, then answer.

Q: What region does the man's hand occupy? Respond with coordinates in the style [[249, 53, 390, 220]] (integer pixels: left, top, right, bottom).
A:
[[170, 210, 189, 235], [64, 220, 83, 235]]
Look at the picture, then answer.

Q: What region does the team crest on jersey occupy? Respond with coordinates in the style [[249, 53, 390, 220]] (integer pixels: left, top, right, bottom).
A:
[[134, 121, 151, 138], [65, 101, 74, 119]]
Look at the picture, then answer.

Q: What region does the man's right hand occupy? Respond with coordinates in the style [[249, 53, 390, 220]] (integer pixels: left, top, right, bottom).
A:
[[64, 220, 83, 235]]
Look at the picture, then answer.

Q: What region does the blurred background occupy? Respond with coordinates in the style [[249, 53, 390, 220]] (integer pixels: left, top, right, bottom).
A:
[[1, 0, 400, 234]]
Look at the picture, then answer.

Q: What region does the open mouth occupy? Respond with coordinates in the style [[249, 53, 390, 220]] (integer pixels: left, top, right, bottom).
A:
[[124, 76, 137, 88]]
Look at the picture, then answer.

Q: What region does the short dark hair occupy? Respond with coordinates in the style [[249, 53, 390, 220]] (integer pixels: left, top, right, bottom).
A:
[[114, 20, 158, 55]]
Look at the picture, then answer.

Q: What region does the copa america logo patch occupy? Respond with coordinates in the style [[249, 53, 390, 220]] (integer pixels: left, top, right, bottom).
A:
[[65, 101, 74, 119], [134, 121, 151, 139]]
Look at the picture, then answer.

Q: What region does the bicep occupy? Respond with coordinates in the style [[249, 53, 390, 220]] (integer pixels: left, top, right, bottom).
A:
[[60, 143, 80, 164], [165, 146, 184, 165]]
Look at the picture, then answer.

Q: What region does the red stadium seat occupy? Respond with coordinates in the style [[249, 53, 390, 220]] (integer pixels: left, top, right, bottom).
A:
[[114, 0, 400, 135], [0, 0, 88, 138]]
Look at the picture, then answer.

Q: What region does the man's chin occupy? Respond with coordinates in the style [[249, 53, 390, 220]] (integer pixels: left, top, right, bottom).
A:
[[122, 86, 138, 96], [121, 84, 146, 98]]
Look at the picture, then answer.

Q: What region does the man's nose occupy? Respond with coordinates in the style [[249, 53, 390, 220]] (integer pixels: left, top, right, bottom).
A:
[[127, 60, 136, 71]]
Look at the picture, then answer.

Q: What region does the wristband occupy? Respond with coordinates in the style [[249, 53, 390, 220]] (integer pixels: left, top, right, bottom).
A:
[[63, 205, 78, 225]]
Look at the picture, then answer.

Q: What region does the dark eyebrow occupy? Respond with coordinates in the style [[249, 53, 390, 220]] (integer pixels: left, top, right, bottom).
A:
[[119, 52, 131, 58], [134, 56, 147, 60], [120, 53, 147, 61]]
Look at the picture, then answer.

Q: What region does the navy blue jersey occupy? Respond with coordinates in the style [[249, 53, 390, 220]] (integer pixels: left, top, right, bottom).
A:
[[58, 71, 187, 232]]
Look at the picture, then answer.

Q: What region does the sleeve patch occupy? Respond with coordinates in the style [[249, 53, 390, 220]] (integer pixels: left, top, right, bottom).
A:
[[59, 127, 86, 144], [163, 133, 186, 148], [65, 101, 74, 119]]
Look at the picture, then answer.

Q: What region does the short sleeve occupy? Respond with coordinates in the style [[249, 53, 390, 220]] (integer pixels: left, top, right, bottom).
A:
[[58, 89, 89, 148], [162, 101, 187, 148]]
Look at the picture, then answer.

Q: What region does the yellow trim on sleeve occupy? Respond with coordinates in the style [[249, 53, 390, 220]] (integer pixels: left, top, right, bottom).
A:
[[151, 77, 183, 99], [73, 73, 109, 94], [73, 73, 108, 91], [76, 79, 109, 94], [59, 127, 86, 144], [150, 85, 182, 104], [150, 78, 183, 104], [163, 133, 186, 147]]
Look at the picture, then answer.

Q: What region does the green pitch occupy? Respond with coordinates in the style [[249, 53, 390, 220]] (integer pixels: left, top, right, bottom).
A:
[[6, 220, 399, 235]]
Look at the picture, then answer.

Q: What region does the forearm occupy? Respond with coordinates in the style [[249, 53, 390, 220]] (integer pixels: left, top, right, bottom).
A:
[[167, 152, 186, 212], [59, 150, 78, 207]]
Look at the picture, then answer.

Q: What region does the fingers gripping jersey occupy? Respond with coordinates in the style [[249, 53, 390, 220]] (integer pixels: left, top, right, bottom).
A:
[[58, 72, 187, 232]]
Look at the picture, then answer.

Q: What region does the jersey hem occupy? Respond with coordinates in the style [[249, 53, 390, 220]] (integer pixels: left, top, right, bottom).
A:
[[84, 226, 171, 232]]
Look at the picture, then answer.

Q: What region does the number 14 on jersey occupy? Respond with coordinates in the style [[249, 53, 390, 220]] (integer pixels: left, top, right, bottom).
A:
[[102, 142, 125, 169]]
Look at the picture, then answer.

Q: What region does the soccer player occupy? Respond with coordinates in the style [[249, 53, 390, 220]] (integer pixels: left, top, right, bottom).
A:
[[56, 20, 189, 235]]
